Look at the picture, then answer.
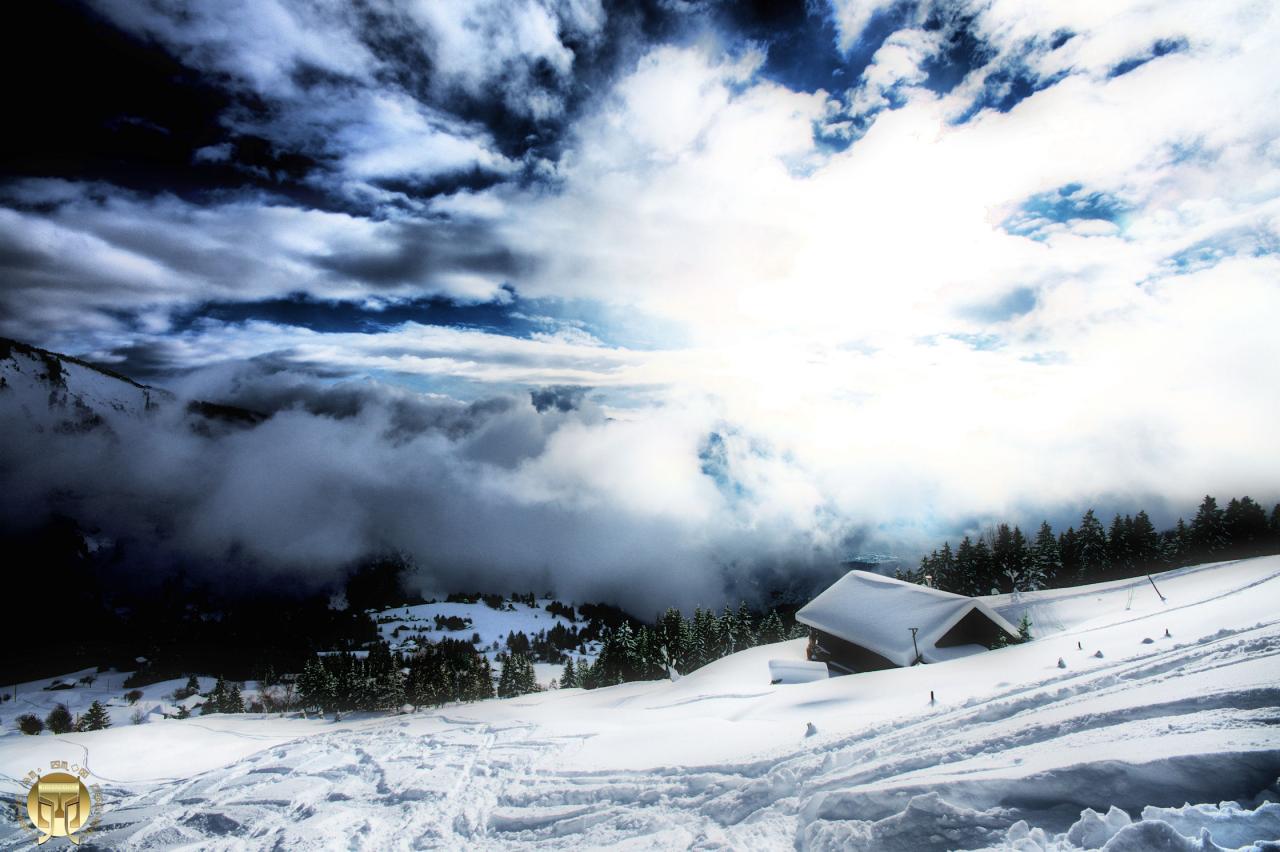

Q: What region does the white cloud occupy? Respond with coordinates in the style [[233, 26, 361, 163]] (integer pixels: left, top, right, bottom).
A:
[[827, 0, 902, 52], [89, 0, 379, 95], [332, 92, 516, 181], [847, 28, 939, 115], [0, 188, 516, 339], [398, 0, 605, 119]]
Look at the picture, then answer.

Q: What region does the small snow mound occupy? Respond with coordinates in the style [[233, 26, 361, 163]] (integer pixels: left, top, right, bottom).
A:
[[1140, 801, 1280, 849], [805, 722, 818, 738], [1058, 657, 1067, 669], [802, 793, 1012, 852], [1142, 637, 1155, 644], [1067, 805, 1132, 848], [1099, 819, 1204, 851], [1003, 818, 1052, 851], [1094, 650, 1105, 658], [769, 658, 828, 684]]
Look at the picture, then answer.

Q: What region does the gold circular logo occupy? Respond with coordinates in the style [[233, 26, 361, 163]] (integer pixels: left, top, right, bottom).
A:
[[26, 771, 91, 844]]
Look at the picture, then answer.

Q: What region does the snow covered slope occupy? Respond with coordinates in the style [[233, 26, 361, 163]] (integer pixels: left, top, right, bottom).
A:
[[372, 597, 602, 687], [0, 337, 162, 430], [2, 557, 1278, 850]]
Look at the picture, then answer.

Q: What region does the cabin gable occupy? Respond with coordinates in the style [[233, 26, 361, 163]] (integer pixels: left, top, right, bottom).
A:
[[935, 607, 1009, 650]]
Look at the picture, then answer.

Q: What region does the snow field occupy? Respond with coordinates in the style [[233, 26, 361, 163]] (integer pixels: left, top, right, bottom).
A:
[[372, 598, 599, 685], [0, 557, 1277, 850]]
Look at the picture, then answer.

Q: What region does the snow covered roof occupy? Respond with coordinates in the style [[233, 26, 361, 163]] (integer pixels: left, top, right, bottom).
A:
[[796, 570, 1019, 667]]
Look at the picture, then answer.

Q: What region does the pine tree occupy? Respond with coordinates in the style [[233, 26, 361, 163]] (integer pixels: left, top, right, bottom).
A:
[[690, 607, 718, 670], [498, 653, 537, 698], [1107, 514, 1133, 575], [1191, 495, 1227, 556], [576, 657, 598, 690], [1130, 511, 1160, 568], [518, 655, 537, 694], [954, 537, 977, 596], [1170, 518, 1192, 565], [1009, 526, 1031, 591], [466, 653, 495, 702], [81, 700, 111, 731], [497, 654, 514, 697], [1077, 509, 1108, 579], [735, 602, 757, 649], [932, 542, 957, 592], [1029, 521, 1060, 590], [175, 704, 191, 720], [656, 608, 691, 673], [222, 681, 244, 714], [971, 538, 995, 595], [1017, 613, 1033, 643], [718, 606, 740, 657], [363, 642, 403, 711], [208, 676, 226, 712], [560, 658, 577, 689], [992, 524, 1019, 592], [758, 610, 785, 645], [298, 657, 336, 715], [1058, 526, 1081, 579], [1224, 496, 1268, 553]]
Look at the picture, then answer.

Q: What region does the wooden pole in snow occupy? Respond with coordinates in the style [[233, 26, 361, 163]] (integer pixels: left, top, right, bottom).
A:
[[909, 627, 921, 665], [1147, 574, 1166, 602]]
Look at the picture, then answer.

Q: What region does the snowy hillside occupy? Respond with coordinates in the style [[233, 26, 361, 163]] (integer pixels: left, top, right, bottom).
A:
[[2, 557, 1278, 850], [0, 337, 162, 429], [373, 597, 602, 687]]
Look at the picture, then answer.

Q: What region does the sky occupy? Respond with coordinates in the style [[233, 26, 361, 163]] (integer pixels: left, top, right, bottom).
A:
[[1, 0, 1278, 608]]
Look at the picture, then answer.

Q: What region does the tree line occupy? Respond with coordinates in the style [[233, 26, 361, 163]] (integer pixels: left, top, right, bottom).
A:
[[901, 495, 1280, 595], [286, 602, 807, 716], [561, 604, 806, 689]]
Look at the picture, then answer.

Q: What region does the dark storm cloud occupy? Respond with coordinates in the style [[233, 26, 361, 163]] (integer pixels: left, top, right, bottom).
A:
[[530, 385, 588, 413], [312, 220, 535, 288], [0, 185, 540, 341], [0, 2, 338, 209]]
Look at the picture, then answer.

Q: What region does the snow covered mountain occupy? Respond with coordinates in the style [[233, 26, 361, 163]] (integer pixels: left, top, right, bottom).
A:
[[2, 556, 1277, 850], [0, 337, 164, 430], [0, 337, 264, 435]]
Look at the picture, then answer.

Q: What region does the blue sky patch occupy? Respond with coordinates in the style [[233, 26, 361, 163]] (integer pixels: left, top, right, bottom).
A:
[[1108, 38, 1188, 78], [1162, 226, 1280, 274], [960, 287, 1038, 323], [1003, 184, 1128, 240], [166, 290, 688, 352]]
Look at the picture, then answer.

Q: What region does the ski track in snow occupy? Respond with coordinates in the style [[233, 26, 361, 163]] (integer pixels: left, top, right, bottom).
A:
[[2, 559, 1279, 850]]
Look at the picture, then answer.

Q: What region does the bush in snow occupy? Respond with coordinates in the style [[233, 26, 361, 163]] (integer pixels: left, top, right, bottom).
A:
[[125, 689, 144, 704], [17, 713, 44, 735], [45, 703, 73, 734]]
